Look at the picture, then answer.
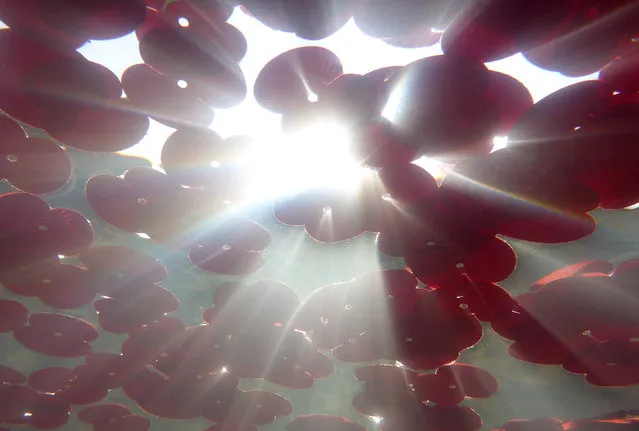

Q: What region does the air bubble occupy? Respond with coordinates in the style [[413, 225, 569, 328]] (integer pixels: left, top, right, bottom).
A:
[[178, 17, 190, 27], [137, 198, 148, 205], [221, 244, 232, 251], [460, 303, 469, 310], [344, 304, 353, 310], [177, 80, 188, 89], [6, 154, 17, 163], [455, 263, 464, 269]]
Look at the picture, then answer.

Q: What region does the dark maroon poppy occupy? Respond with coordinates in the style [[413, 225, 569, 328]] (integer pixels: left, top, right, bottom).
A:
[[349, 118, 417, 168], [78, 404, 132, 425], [78, 352, 144, 391], [85, 167, 220, 245], [0, 365, 26, 385], [0, 299, 28, 332], [160, 127, 252, 192], [1, 263, 95, 309], [122, 63, 214, 129], [435, 278, 515, 322], [254, 46, 343, 113], [189, 217, 270, 275], [0, 384, 71, 429], [13, 312, 99, 358], [0, 193, 93, 273], [240, 0, 353, 40], [287, 415, 366, 431]]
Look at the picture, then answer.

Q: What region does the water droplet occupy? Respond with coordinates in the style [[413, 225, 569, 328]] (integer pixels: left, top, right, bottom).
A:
[[6, 154, 17, 163], [178, 17, 190, 27], [460, 303, 469, 310], [323, 206, 332, 215], [42, 279, 52, 284], [137, 198, 148, 205], [382, 193, 392, 201], [177, 79, 188, 89], [38, 225, 48, 231], [344, 304, 353, 310], [455, 263, 464, 269], [221, 244, 232, 251]]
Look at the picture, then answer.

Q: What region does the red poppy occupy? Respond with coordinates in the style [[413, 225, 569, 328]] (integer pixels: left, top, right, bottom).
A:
[[0, 384, 70, 429], [0, 0, 89, 49], [0, 299, 28, 332], [353, 0, 462, 40], [78, 404, 132, 425], [494, 418, 564, 431], [254, 46, 343, 113], [137, 9, 247, 109], [435, 278, 515, 322], [13, 312, 99, 358], [34, 0, 147, 42], [94, 284, 179, 333], [85, 167, 220, 244], [188, 217, 270, 275], [27, 366, 108, 405], [78, 352, 144, 390], [415, 364, 498, 406], [1, 263, 94, 309], [0, 365, 26, 385], [600, 45, 639, 94], [121, 317, 186, 366], [160, 127, 253, 192], [287, 415, 366, 431], [0, 192, 93, 272], [297, 270, 483, 368], [388, 55, 502, 159], [349, 118, 418, 168], [122, 63, 214, 129], [240, 0, 353, 40], [378, 404, 482, 431]]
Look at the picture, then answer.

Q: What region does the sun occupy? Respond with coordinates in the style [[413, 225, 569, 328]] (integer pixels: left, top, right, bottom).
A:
[[243, 120, 367, 201]]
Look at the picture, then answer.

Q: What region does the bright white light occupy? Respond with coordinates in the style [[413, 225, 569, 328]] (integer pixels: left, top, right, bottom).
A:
[[368, 416, 382, 424], [492, 136, 508, 152], [136, 233, 151, 239], [244, 121, 364, 200]]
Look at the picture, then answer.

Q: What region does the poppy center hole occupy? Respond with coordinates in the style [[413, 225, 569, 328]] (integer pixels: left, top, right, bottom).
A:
[[460, 303, 469, 310], [320, 317, 329, 324], [137, 198, 148, 205], [42, 279, 52, 284], [405, 337, 413, 342], [221, 244, 232, 251], [53, 332, 63, 337], [178, 17, 190, 27], [108, 372, 116, 376], [38, 225, 48, 231], [6, 154, 17, 163], [606, 362, 616, 367], [448, 384, 456, 389], [427, 241, 436, 246], [456, 263, 464, 269], [177, 79, 188, 89], [344, 304, 352, 310]]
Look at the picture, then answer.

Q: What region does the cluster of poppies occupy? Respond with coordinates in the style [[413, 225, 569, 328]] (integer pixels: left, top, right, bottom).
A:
[[352, 363, 497, 431], [492, 259, 639, 387], [1, 0, 639, 430]]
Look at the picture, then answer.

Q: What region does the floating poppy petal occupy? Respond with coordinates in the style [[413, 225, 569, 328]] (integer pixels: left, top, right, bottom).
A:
[[0, 299, 28, 332], [0, 364, 26, 385]]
